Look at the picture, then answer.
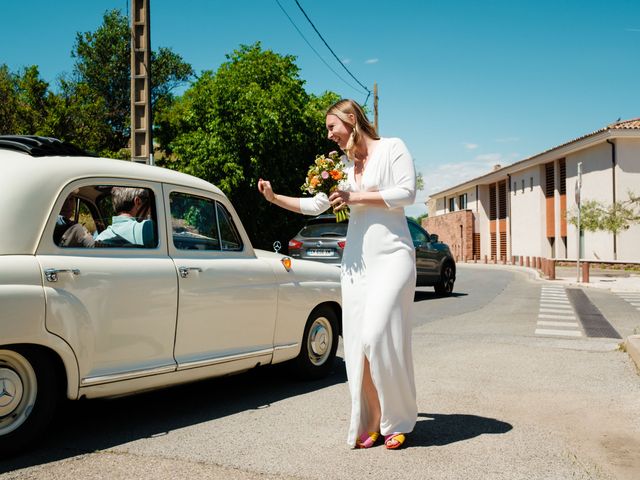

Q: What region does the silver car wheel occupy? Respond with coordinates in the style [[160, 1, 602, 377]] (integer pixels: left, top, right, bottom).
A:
[[306, 316, 333, 366], [0, 350, 38, 436]]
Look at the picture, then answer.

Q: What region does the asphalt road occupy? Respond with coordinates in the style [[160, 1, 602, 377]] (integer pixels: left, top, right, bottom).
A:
[[2, 265, 639, 480]]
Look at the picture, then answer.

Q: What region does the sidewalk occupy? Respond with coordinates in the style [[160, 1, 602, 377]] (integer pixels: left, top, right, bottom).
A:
[[459, 261, 640, 371]]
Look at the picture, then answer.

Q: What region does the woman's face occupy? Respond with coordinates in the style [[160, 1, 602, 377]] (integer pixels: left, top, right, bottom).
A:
[[326, 114, 353, 149]]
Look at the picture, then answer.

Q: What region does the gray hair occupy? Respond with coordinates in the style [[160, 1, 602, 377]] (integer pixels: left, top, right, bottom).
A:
[[111, 187, 149, 213]]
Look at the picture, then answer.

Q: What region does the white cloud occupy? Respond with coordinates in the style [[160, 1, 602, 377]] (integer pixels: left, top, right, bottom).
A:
[[365, 58, 379, 64], [625, 28, 640, 32], [421, 153, 513, 196], [463, 143, 478, 150], [342, 58, 351, 64]]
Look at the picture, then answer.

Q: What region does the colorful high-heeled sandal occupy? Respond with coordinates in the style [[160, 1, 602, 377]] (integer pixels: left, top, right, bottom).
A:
[[384, 433, 406, 450], [356, 432, 380, 449]]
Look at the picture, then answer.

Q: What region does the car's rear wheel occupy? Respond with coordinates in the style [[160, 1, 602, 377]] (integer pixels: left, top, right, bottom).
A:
[[292, 306, 339, 380], [0, 347, 59, 458], [434, 262, 455, 296]]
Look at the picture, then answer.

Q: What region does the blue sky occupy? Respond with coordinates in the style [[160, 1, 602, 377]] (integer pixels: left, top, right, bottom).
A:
[[2, 0, 639, 216]]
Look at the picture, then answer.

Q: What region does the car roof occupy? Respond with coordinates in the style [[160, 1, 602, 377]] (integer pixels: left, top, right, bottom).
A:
[[0, 144, 223, 255]]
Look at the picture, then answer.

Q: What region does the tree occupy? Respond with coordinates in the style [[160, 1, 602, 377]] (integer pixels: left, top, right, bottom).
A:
[[159, 42, 339, 248], [68, 9, 193, 155], [0, 64, 53, 136], [567, 192, 640, 259]]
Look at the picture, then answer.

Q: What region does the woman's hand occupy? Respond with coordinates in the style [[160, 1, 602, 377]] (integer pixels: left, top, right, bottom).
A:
[[329, 190, 352, 211], [258, 178, 276, 203]]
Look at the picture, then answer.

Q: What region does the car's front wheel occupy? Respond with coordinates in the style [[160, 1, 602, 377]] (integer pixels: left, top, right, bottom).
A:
[[0, 347, 59, 458], [434, 262, 455, 296], [292, 306, 339, 380]]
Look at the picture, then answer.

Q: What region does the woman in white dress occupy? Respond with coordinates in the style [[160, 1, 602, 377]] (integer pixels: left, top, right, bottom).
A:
[[258, 99, 417, 449]]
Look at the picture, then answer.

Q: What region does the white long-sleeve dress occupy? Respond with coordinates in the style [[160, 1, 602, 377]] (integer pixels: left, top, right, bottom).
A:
[[299, 137, 418, 447]]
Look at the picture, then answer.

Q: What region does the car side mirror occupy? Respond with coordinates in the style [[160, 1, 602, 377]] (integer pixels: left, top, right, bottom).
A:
[[429, 234, 439, 243]]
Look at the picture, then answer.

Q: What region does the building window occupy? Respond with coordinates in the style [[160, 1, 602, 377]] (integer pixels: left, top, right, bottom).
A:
[[521, 179, 525, 193], [513, 182, 517, 195], [459, 193, 467, 210], [530, 177, 533, 191], [449, 197, 455, 212]]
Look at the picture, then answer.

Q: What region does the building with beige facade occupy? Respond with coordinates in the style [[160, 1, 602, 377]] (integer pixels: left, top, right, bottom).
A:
[[424, 118, 640, 263]]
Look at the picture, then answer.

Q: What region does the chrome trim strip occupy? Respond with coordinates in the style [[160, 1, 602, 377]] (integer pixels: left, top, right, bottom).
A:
[[274, 343, 298, 351], [177, 348, 274, 370], [81, 364, 176, 386]]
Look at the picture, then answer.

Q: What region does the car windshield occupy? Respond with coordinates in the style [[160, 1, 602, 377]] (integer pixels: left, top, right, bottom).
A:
[[300, 223, 348, 238]]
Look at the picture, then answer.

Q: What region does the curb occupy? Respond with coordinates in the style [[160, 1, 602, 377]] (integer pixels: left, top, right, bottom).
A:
[[625, 335, 640, 371]]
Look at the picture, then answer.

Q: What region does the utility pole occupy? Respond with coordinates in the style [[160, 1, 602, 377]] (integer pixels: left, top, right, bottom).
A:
[[373, 83, 379, 134], [575, 162, 582, 281], [130, 0, 153, 164]]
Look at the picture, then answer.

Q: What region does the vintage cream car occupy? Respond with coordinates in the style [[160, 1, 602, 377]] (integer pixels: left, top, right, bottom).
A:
[[0, 136, 342, 456]]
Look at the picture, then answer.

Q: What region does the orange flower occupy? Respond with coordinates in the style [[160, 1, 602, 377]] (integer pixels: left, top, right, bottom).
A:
[[329, 170, 342, 180], [310, 176, 320, 187]]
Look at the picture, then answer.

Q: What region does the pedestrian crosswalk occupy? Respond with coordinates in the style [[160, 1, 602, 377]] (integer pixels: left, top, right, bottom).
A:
[[613, 291, 640, 310], [535, 286, 583, 337]]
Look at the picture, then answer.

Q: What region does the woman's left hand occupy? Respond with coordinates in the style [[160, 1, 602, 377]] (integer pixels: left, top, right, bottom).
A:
[[329, 190, 351, 211]]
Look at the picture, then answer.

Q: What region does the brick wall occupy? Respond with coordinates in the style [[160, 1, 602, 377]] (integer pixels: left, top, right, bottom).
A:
[[423, 210, 475, 260]]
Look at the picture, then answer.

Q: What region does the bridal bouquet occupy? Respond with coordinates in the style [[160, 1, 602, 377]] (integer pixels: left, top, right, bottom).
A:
[[301, 151, 350, 222]]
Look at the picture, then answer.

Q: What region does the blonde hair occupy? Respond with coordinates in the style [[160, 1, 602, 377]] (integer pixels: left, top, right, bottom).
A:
[[326, 99, 379, 160]]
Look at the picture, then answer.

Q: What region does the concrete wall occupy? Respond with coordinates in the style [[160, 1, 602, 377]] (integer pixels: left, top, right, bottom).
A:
[[566, 143, 615, 261], [614, 138, 640, 261], [510, 165, 544, 257]]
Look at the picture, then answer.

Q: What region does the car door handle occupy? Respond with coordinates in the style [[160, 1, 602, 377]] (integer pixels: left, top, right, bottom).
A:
[[178, 266, 203, 278], [44, 268, 80, 282]]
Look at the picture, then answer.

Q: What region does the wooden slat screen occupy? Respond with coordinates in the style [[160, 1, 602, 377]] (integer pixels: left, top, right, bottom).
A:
[[498, 181, 507, 219], [473, 233, 480, 259], [545, 162, 554, 198], [489, 184, 497, 221], [560, 158, 567, 236], [490, 232, 496, 259]]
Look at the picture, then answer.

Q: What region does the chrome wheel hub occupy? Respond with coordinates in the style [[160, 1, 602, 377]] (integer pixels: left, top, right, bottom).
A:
[[0, 368, 22, 416], [308, 317, 333, 366], [0, 351, 37, 436]]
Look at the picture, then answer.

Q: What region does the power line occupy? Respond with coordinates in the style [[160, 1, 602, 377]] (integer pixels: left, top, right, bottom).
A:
[[274, 0, 364, 96], [293, 0, 372, 105]]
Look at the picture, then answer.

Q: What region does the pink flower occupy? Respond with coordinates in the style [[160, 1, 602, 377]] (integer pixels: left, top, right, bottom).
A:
[[328, 151, 338, 157], [321, 171, 329, 179]]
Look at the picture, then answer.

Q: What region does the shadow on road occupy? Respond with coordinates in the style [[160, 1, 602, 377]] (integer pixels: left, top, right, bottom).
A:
[[0, 359, 347, 474], [409, 412, 512, 447], [414, 290, 468, 302]]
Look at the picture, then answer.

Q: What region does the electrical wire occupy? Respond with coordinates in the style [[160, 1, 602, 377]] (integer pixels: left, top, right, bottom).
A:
[[274, 0, 364, 95], [293, 0, 372, 105]]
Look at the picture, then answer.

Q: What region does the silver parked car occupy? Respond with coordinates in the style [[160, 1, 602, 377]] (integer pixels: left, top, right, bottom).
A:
[[288, 214, 347, 265], [290, 215, 456, 295]]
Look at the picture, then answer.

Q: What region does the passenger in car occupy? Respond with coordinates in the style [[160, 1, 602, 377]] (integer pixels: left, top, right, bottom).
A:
[[95, 187, 155, 247], [54, 196, 95, 248]]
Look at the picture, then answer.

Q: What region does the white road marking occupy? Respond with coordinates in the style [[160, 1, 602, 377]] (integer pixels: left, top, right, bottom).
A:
[[537, 321, 580, 327], [539, 313, 577, 320], [535, 328, 582, 337]]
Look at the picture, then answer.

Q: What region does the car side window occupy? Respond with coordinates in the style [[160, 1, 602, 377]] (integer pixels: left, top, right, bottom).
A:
[[408, 222, 428, 246], [170, 192, 220, 250], [54, 185, 157, 248], [216, 202, 243, 251], [93, 186, 158, 248]]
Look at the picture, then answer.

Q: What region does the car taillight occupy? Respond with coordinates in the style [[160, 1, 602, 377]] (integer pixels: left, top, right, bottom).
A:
[[337, 241, 346, 249], [289, 239, 303, 249]]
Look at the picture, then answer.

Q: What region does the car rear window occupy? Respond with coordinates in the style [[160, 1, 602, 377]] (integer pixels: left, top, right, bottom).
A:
[[300, 223, 348, 238]]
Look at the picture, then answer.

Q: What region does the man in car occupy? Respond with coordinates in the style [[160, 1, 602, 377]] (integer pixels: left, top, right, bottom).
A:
[[95, 187, 155, 247]]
